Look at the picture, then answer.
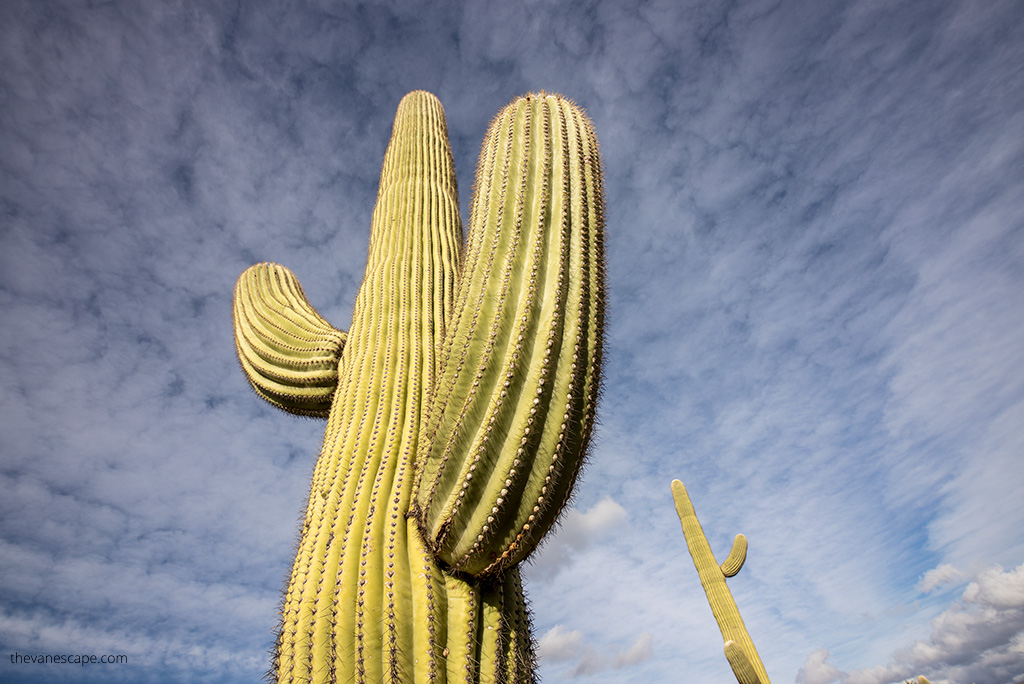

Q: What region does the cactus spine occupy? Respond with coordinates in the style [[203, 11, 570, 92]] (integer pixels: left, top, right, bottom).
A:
[[671, 479, 771, 684], [233, 91, 605, 684]]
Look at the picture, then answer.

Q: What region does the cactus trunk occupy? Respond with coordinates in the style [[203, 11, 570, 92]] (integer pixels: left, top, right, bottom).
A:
[[233, 91, 605, 683]]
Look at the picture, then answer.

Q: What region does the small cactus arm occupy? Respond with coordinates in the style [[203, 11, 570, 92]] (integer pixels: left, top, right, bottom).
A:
[[233, 91, 605, 684], [671, 479, 771, 684], [233, 263, 347, 416]]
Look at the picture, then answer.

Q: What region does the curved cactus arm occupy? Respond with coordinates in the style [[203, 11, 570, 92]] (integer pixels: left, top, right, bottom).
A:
[[671, 479, 771, 684], [412, 92, 606, 577], [232, 262, 347, 416], [720, 534, 748, 577]]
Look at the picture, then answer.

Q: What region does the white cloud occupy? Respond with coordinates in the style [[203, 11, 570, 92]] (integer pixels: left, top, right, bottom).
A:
[[797, 648, 842, 684], [916, 564, 965, 594], [802, 563, 1024, 684], [527, 496, 627, 578], [611, 631, 653, 668], [538, 625, 586, 663], [538, 626, 653, 678], [962, 565, 1024, 610], [558, 497, 628, 548]]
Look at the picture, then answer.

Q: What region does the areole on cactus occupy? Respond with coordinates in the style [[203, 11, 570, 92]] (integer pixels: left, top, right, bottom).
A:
[[233, 90, 605, 683]]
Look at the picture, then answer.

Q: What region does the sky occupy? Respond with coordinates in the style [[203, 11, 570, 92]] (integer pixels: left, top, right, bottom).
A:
[[1, 1, 1023, 683]]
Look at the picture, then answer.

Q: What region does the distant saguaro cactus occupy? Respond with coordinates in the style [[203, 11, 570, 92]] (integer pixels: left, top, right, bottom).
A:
[[671, 479, 771, 684], [233, 90, 605, 683]]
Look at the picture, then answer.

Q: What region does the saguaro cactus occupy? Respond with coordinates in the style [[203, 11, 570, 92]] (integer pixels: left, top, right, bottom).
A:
[[233, 91, 605, 683], [671, 479, 771, 684]]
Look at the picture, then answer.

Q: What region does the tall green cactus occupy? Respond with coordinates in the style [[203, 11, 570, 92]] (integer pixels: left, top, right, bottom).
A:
[[671, 479, 771, 684], [233, 90, 605, 683]]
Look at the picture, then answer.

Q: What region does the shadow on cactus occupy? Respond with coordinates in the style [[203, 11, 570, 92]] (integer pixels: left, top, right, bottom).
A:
[[233, 90, 605, 683]]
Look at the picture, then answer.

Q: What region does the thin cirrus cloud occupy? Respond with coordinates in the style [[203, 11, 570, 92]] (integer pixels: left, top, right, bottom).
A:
[[1, 1, 1023, 683]]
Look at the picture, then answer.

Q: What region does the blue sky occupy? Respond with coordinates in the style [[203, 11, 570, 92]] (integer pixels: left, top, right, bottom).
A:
[[2, 1, 1023, 683]]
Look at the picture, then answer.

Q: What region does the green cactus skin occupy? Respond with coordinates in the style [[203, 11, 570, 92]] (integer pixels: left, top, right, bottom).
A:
[[233, 91, 605, 684], [671, 479, 771, 684], [411, 91, 605, 577], [724, 640, 762, 684], [233, 263, 347, 417]]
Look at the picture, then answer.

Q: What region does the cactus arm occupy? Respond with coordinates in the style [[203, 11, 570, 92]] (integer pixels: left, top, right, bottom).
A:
[[724, 641, 763, 684], [413, 93, 606, 578], [671, 479, 771, 684], [720, 534, 748, 577], [232, 261, 347, 416]]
